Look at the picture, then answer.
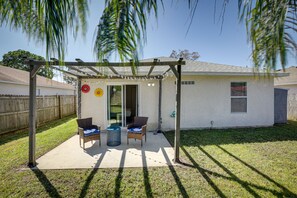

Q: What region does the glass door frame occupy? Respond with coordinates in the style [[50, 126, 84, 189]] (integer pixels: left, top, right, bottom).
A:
[[106, 83, 139, 127]]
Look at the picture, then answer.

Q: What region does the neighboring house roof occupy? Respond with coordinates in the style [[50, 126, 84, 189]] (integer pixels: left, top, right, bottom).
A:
[[0, 65, 75, 90], [87, 56, 287, 77], [275, 66, 297, 86]]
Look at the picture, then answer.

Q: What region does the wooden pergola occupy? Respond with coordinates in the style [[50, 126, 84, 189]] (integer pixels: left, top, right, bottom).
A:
[[25, 58, 185, 167]]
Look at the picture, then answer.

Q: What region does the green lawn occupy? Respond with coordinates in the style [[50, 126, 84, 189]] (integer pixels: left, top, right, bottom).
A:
[[1, 116, 297, 197]]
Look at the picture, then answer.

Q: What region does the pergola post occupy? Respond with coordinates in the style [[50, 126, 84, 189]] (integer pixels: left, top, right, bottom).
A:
[[77, 77, 82, 119], [28, 64, 40, 167], [174, 64, 181, 163]]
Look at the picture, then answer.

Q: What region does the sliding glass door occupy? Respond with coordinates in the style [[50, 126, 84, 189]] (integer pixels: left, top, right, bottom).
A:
[[107, 85, 138, 127], [107, 85, 122, 127]]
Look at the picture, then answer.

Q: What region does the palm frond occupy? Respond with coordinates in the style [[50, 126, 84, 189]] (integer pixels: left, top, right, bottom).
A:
[[94, 0, 160, 61], [239, 0, 297, 71], [0, 0, 88, 60]]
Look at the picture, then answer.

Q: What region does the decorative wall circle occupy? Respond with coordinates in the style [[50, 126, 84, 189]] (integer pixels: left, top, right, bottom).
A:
[[81, 84, 90, 93], [94, 88, 104, 97]]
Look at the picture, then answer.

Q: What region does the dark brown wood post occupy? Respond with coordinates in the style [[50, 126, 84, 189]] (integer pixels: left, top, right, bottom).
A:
[[77, 77, 82, 118], [28, 65, 37, 167], [174, 64, 181, 163]]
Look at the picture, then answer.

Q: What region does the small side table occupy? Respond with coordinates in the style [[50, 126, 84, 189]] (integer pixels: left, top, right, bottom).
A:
[[107, 127, 121, 146]]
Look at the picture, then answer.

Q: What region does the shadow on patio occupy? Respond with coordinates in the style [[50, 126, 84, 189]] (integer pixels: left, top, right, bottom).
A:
[[36, 130, 175, 169]]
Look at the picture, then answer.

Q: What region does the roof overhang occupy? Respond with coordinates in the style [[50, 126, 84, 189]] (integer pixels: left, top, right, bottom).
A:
[[181, 71, 290, 77]]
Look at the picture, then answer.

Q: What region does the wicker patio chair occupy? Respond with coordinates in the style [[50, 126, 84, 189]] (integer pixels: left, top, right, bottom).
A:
[[127, 117, 148, 146], [77, 117, 101, 149]]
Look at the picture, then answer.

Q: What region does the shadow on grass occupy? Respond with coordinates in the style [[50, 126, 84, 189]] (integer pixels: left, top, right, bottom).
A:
[[181, 146, 296, 197], [114, 149, 126, 197], [217, 145, 297, 197], [180, 147, 227, 198], [197, 146, 261, 197], [141, 150, 153, 197], [163, 122, 297, 197], [164, 121, 297, 146], [0, 115, 76, 146], [161, 147, 189, 198], [79, 149, 106, 198], [31, 168, 61, 198]]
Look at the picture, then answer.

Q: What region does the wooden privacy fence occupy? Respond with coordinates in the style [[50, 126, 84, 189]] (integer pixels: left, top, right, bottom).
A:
[[0, 95, 76, 134], [288, 93, 297, 121]]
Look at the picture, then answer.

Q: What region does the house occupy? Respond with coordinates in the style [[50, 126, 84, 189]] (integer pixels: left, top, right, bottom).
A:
[[275, 66, 297, 120], [79, 57, 287, 131], [0, 65, 75, 95]]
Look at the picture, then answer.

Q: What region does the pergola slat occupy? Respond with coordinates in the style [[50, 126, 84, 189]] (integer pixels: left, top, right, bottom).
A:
[[147, 66, 155, 77], [75, 58, 103, 76], [52, 67, 80, 77], [65, 66, 93, 77], [87, 67, 103, 76], [108, 66, 119, 75], [161, 68, 171, 76], [169, 65, 179, 78]]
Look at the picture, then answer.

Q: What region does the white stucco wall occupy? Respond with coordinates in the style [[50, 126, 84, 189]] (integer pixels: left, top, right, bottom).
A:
[[0, 82, 75, 95], [81, 76, 274, 131], [80, 79, 159, 131], [161, 76, 274, 130]]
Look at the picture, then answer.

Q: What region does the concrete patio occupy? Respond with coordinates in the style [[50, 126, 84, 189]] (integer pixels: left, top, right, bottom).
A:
[[36, 129, 175, 169]]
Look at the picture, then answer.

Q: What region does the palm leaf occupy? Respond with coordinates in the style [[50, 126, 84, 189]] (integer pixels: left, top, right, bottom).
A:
[[94, 0, 160, 61], [239, 0, 297, 71], [0, 0, 88, 60]]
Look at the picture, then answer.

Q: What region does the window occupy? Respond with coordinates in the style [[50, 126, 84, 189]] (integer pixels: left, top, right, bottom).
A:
[[231, 82, 247, 113]]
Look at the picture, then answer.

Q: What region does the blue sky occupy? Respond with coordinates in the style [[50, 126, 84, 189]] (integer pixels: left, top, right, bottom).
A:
[[0, 0, 296, 69]]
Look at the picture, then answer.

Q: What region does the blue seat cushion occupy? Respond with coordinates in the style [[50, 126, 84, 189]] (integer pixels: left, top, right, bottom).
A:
[[128, 127, 142, 134], [83, 128, 100, 137]]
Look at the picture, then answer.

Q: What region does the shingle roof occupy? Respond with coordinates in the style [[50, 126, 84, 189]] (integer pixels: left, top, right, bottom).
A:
[[275, 66, 297, 85], [58, 56, 288, 77], [137, 57, 287, 77], [0, 65, 75, 90]]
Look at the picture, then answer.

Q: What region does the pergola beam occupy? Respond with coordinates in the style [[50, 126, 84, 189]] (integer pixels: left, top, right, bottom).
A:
[[24, 60, 186, 67], [80, 75, 163, 79]]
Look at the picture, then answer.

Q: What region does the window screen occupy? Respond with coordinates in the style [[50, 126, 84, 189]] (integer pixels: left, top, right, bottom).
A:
[[231, 82, 247, 113]]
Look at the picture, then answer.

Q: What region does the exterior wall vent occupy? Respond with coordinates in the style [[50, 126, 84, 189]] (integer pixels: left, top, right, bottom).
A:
[[175, 81, 195, 85]]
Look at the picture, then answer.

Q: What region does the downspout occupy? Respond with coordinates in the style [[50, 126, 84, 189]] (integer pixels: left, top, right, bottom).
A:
[[157, 78, 162, 133]]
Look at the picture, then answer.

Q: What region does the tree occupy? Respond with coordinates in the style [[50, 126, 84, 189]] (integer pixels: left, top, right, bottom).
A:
[[169, 49, 200, 61], [2, 50, 54, 79], [63, 75, 77, 86]]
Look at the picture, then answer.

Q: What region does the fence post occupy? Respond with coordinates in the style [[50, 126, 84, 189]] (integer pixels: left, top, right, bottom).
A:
[[59, 95, 63, 119], [74, 95, 77, 115]]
